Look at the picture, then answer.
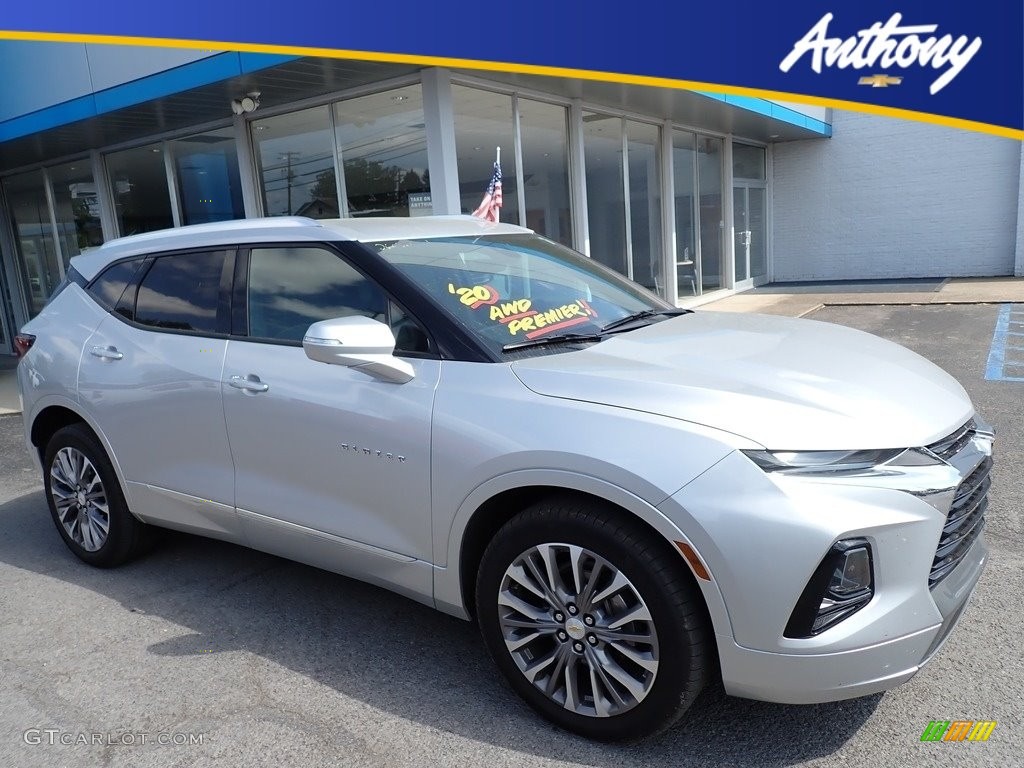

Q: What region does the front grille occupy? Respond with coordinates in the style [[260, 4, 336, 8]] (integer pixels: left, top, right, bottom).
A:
[[927, 419, 976, 461], [929, 455, 991, 588]]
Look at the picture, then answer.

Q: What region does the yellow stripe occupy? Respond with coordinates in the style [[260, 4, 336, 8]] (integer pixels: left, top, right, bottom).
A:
[[1, 29, 1022, 142], [967, 721, 997, 741]]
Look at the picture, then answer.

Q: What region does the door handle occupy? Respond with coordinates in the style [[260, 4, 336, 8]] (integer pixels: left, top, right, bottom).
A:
[[229, 374, 269, 393], [89, 345, 123, 361]]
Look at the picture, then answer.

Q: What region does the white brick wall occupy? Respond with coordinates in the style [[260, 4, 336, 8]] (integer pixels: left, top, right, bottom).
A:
[[772, 110, 1021, 281]]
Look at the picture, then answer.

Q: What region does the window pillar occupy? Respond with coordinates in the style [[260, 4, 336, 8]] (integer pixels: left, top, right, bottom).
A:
[[568, 99, 589, 254], [163, 142, 183, 228], [41, 167, 66, 279], [660, 120, 678, 303], [90, 151, 119, 241], [722, 136, 735, 289], [233, 115, 263, 218]]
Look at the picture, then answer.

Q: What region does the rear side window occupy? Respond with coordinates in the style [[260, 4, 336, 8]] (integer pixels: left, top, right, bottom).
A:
[[88, 260, 144, 312], [135, 250, 228, 334]]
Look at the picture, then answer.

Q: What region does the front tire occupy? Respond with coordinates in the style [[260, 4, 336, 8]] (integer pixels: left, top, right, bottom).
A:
[[43, 423, 153, 567], [476, 496, 711, 742]]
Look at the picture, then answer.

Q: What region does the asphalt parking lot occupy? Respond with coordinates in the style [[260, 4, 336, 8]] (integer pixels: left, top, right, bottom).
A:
[[1, 303, 1021, 768]]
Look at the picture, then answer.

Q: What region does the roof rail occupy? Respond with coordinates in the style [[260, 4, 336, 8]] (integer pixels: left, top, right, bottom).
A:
[[100, 216, 321, 249]]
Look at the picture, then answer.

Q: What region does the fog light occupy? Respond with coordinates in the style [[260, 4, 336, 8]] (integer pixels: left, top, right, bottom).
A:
[[829, 545, 871, 596], [786, 539, 874, 638]]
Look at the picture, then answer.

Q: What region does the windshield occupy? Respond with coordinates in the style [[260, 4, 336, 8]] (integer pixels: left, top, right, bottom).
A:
[[369, 233, 672, 356]]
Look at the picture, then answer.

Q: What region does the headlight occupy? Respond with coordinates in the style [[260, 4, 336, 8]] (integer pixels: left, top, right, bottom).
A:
[[741, 448, 906, 475]]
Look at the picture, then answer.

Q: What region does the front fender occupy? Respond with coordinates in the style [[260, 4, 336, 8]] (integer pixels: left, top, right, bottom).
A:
[[432, 467, 734, 646]]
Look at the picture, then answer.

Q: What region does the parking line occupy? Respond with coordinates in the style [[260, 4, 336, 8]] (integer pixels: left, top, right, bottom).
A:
[[986, 304, 1024, 382]]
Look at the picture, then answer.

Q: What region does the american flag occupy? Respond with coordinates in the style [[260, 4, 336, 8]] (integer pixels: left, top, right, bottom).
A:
[[472, 157, 502, 223]]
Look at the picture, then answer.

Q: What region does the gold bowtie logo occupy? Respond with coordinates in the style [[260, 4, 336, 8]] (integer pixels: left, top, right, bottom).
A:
[[858, 74, 904, 87]]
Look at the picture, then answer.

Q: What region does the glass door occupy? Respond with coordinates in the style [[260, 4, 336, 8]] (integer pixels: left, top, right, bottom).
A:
[[734, 187, 750, 283], [733, 184, 767, 286], [732, 142, 768, 286]]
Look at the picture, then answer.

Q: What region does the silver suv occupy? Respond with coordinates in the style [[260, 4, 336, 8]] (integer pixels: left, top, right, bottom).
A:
[[16, 216, 991, 741]]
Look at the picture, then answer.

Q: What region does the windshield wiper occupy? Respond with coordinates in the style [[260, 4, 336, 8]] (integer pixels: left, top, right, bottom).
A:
[[599, 308, 690, 334], [502, 332, 607, 353]]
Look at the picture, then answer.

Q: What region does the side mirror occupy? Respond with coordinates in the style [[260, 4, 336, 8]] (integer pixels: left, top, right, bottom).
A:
[[302, 316, 415, 384]]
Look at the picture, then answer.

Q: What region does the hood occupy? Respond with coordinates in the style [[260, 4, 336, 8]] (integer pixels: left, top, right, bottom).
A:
[[510, 311, 973, 450]]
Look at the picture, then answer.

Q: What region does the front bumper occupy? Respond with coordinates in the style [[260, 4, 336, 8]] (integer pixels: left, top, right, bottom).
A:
[[659, 425, 992, 704], [716, 531, 986, 704]]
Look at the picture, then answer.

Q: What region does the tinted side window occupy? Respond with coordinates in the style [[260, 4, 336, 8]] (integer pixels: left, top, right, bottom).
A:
[[88, 260, 144, 311], [135, 251, 227, 333], [247, 247, 388, 342]]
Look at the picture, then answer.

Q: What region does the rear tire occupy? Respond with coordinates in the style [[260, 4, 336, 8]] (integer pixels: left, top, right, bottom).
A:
[[476, 496, 710, 742], [43, 423, 153, 567]]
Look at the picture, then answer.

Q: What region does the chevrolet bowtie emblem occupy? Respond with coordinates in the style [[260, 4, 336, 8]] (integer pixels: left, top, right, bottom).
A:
[[858, 74, 904, 87]]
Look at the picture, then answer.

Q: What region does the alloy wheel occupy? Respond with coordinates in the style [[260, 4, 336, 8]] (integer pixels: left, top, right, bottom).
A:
[[497, 543, 659, 718], [49, 447, 110, 552]]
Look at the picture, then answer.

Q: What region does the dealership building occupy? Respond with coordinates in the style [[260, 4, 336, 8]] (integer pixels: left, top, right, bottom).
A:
[[0, 41, 1021, 356]]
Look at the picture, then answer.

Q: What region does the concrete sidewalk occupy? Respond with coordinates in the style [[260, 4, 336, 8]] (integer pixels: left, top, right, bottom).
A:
[[702, 276, 1024, 317], [0, 276, 1020, 415]]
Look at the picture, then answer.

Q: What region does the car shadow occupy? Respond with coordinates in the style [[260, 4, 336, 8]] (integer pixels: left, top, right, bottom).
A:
[[0, 490, 880, 766]]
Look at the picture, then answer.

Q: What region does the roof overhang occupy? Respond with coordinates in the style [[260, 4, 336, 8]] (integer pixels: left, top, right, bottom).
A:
[[0, 55, 830, 174], [0, 55, 420, 172], [451, 68, 831, 142]]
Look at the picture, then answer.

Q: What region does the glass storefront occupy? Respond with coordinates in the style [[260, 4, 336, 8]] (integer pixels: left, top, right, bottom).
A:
[[3, 170, 62, 316], [253, 87, 434, 220], [452, 85, 520, 225], [733, 142, 766, 181], [333, 85, 431, 217], [583, 112, 627, 275], [672, 131, 699, 298], [0, 274, 7, 347], [518, 98, 572, 246], [626, 120, 662, 292], [697, 136, 725, 293], [583, 114, 663, 291], [170, 128, 245, 225], [253, 105, 337, 218], [1, 72, 775, 334], [49, 160, 103, 260], [105, 144, 174, 236]]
